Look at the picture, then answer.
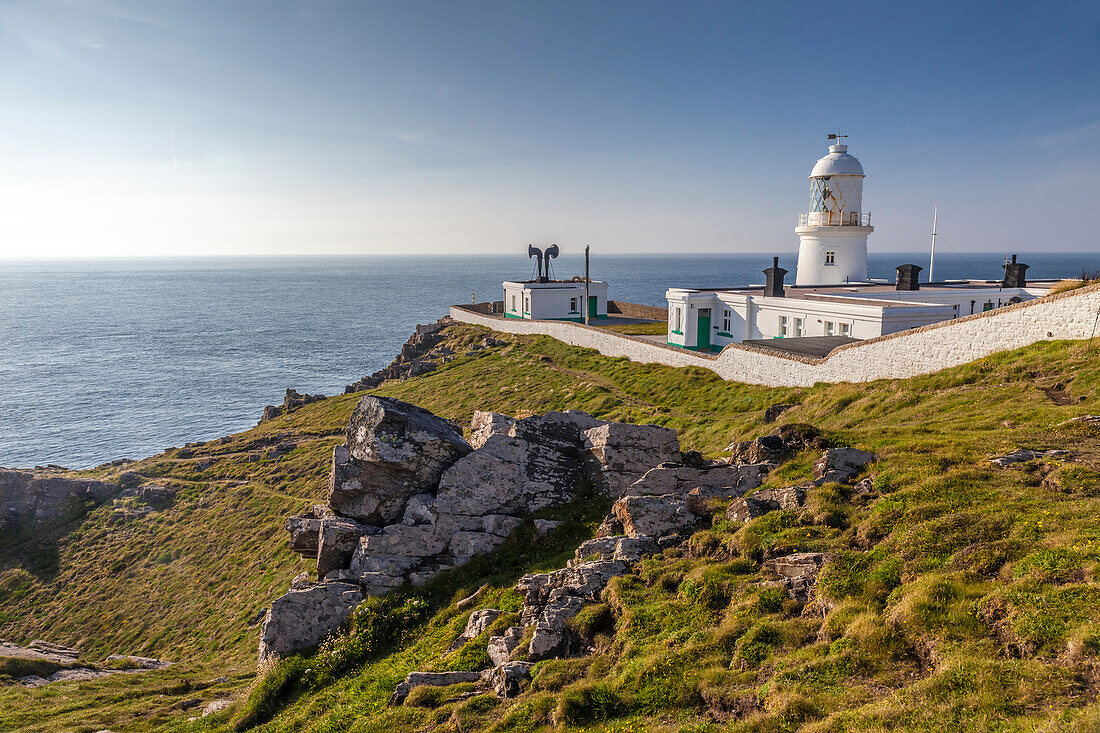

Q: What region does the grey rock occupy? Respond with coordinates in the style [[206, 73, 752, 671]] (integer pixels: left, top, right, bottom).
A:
[[726, 496, 776, 522], [581, 422, 680, 497], [534, 519, 561, 535], [316, 516, 371, 578], [610, 494, 699, 539], [625, 462, 769, 500], [202, 698, 233, 717], [0, 469, 118, 532], [1058, 415, 1100, 427], [286, 505, 333, 557], [813, 448, 875, 484], [487, 626, 525, 666], [763, 403, 797, 423], [450, 531, 507, 562], [327, 396, 471, 524], [573, 535, 660, 565], [990, 449, 1070, 467], [258, 581, 363, 662], [103, 655, 171, 670], [449, 608, 503, 651], [388, 671, 483, 706], [434, 434, 582, 518], [485, 661, 534, 698], [727, 424, 826, 465], [762, 552, 826, 602]]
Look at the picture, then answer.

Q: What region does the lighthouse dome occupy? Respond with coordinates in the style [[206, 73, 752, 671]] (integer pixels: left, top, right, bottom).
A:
[[810, 144, 864, 178]]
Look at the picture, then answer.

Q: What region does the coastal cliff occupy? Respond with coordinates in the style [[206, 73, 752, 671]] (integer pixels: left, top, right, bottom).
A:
[[4, 322, 1100, 732]]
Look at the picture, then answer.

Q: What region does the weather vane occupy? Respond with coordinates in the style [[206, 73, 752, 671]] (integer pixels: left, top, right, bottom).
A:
[[827, 132, 848, 143]]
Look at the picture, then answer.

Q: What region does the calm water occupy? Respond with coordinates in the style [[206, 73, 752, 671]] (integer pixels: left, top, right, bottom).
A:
[[2, 251, 1097, 469]]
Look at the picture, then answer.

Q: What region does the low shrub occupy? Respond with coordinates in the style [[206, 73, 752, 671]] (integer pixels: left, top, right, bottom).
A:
[[554, 681, 626, 724]]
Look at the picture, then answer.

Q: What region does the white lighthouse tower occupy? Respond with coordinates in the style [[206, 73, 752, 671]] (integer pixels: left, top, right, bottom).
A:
[[794, 137, 873, 286]]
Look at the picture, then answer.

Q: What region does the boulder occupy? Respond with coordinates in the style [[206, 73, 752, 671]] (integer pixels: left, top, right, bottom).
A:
[[400, 494, 436, 526], [727, 485, 809, 520], [388, 671, 483, 706], [487, 626, 525, 666], [581, 422, 680, 497], [610, 494, 699, 539], [812, 448, 875, 484], [316, 517, 372, 578], [286, 505, 333, 557], [727, 424, 826, 465], [434, 434, 582, 518], [572, 535, 660, 565], [763, 403, 797, 423], [258, 581, 363, 662], [761, 552, 826, 602], [327, 397, 472, 524], [625, 462, 769, 499], [485, 660, 534, 698], [990, 449, 1070, 467], [448, 608, 503, 651]]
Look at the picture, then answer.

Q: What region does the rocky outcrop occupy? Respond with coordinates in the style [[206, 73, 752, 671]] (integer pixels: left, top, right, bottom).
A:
[[582, 422, 680, 496], [1, 640, 170, 688], [327, 397, 472, 524], [0, 469, 118, 533], [726, 485, 809, 522], [990, 448, 1070, 467], [763, 403, 797, 423], [388, 670, 484, 706], [257, 581, 363, 662], [344, 319, 508, 394], [812, 448, 875, 484], [762, 552, 826, 603], [727, 424, 827, 465], [265, 398, 685, 661], [261, 388, 327, 423]]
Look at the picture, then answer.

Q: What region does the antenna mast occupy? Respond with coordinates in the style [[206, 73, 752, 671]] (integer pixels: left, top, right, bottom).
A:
[[928, 205, 938, 283]]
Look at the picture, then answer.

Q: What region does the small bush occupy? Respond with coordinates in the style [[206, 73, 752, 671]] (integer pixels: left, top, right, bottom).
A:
[[733, 622, 780, 668], [554, 681, 625, 724]]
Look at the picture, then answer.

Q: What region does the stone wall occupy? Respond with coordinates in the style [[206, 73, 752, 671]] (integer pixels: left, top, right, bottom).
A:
[[450, 283, 1100, 387]]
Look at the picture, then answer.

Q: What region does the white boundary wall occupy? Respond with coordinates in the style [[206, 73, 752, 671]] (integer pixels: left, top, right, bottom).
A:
[[450, 283, 1100, 387]]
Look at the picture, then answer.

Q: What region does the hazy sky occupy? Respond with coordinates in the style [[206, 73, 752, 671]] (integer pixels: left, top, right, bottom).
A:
[[0, 1, 1097, 258]]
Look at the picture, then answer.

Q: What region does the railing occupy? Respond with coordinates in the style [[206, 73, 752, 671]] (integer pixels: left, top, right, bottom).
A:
[[798, 211, 871, 227]]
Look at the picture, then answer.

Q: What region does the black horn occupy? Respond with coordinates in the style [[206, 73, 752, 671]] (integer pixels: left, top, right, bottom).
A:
[[528, 244, 544, 281], [543, 244, 559, 282]]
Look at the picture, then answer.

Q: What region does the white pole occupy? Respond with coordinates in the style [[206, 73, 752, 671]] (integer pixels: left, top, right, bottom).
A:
[[928, 205, 938, 283]]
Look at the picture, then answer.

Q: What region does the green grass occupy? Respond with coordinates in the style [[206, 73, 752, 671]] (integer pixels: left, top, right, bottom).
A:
[[598, 322, 669, 336], [6, 323, 1100, 731]]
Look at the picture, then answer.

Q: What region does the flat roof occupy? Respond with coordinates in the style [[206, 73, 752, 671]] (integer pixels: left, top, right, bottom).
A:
[[743, 335, 861, 357], [674, 280, 1054, 302]]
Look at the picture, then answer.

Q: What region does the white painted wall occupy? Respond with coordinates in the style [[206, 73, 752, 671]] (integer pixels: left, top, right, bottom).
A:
[[451, 283, 1100, 387], [794, 227, 871, 286]]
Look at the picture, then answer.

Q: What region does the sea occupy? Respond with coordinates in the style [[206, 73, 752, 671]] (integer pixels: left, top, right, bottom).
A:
[[2, 251, 1098, 469]]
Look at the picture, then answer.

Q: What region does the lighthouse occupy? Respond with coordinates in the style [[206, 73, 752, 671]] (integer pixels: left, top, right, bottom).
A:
[[794, 137, 873, 286]]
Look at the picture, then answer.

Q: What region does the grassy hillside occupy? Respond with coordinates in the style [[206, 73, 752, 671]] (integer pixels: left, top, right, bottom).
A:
[[3, 323, 1100, 731]]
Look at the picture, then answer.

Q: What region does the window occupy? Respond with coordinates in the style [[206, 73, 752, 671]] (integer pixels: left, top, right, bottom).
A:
[[524, 296, 530, 313], [511, 295, 517, 312], [838, 323, 850, 337], [825, 251, 836, 266], [569, 297, 578, 312], [671, 307, 682, 333], [824, 321, 835, 336], [722, 309, 731, 333], [779, 316, 788, 337], [794, 317, 804, 337], [983, 302, 993, 312]]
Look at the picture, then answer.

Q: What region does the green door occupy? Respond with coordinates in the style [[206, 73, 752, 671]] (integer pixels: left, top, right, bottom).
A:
[[588, 296, 598, 318], [697, 309, 711, 350]]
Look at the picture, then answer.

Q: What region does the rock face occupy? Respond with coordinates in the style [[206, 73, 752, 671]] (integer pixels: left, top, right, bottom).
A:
[[327, 396, 472, 524], [813, 448, 876, 484], [990, 448, 1070, 467], [727, 424, 827, 465], [344, 319, 463, 394], [261, 388, 327, 423], [762, 552, 826, 603], [726, 485, 809, 522], [257, 581, 364, 662], [266, 398, 689, 661], [582, 422, 680, 496], [0, 469, 118, 532]]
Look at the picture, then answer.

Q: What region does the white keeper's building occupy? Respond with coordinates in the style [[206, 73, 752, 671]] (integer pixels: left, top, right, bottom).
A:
[[503, 278, 608, 322], [666, 141, 1052, 352]]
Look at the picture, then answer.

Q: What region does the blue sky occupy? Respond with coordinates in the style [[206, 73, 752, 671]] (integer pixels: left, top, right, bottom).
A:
[[0, 1, 1097, 257]]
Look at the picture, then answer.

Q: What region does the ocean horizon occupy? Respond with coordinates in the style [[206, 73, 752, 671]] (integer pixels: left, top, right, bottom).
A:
[[3, 250, 1098, 469]]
